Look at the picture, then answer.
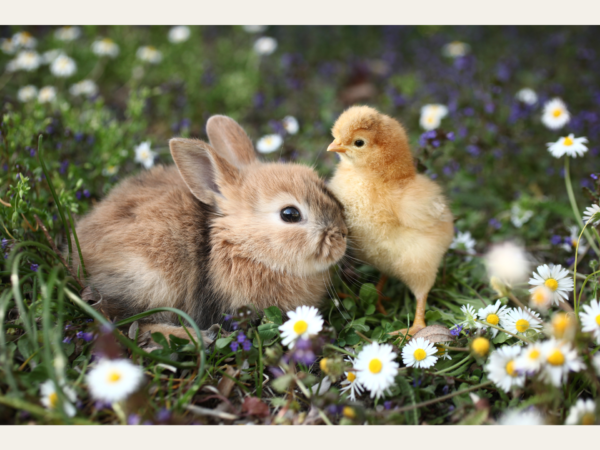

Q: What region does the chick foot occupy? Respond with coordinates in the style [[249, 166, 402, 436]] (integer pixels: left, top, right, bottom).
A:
[[389, 322, 426, 340]]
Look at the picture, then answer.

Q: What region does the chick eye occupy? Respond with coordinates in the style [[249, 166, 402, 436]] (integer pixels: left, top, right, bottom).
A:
[[280, 207, 302, 223], [354, 139, 365, 147]]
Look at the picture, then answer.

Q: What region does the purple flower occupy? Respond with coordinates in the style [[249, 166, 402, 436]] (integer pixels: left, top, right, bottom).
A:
[[1, 238, 7, 249], [224, 314, 232, 322], [591, 173, 598, 180], [442, 385, 449, 395], [446, 131, 455, 141], [30, 264, 39, 272], [232, 321, 239, 330], [290, 338, 315, 365], [76, 191, 82, 200], [29, 147, 36, 157], [74, 132, 84, 142], [83, 189, 90, 198], [128, 414, 141, 425], [450, 325, 463, 337], [242, 340, 252, 351], [59, 161, 69, 175], [62, 336, 72, 344], [156, 408, 171, 422], [550, 235, 563, 245], [488, 218, 501, 230], [230, 341, 239, 352], [566, 256, 575, 266], [237, 332, 247, 343]]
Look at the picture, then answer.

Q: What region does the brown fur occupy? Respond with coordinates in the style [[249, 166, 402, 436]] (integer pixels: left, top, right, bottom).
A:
[[72, 116, 347, 331]]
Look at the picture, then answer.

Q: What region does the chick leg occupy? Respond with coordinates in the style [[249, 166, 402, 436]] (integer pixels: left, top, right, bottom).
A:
[[375, 274, 389, 314], [390, 293, 428, 339]]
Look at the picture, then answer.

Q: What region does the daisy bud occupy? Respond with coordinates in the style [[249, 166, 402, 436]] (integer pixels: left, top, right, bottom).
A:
[[529, 285, 553, 311], [471, 337, 490, 357], [550, 312, 577, 340], [320, 358, 329, 374], [342, 406, 356, 419]]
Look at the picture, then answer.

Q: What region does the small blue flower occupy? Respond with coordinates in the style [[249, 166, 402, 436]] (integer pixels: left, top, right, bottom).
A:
[[232, 321, 239, 330], [237, 332, 246, 343], [230, 341, 239, 352], [450, 325, 463, 337], [442, 385, 449, 395], [1, 238, 7, 249], [62, 336, 72, 344], [30, 264, 39, 272], [384, 401, 393, 410], [242, 340, 252, 351], [127, 414, 141, 425], [446, 131, 455, 141]]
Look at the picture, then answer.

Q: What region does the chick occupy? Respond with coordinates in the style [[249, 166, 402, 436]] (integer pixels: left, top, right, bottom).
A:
[[327, 105, 454, 337]]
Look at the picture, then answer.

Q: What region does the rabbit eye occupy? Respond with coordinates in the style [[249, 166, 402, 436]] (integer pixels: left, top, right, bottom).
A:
[[354, 139, 365, 147], [280, 207, 302, 223]]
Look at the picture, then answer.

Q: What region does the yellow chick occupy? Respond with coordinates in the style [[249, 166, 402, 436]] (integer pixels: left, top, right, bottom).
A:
[[327, 105, 454, 337]]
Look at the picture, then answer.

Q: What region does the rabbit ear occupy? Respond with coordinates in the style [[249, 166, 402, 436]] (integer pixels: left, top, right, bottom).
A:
[[206, 115, 257, 166], [170, 138, 239, 205]]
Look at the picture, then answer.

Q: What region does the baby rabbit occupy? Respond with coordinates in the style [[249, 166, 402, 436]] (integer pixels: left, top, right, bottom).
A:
[[72, 115, 347, 342]]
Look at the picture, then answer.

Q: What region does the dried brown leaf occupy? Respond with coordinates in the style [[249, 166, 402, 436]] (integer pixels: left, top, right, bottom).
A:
[[242, 397, 270, 418], [411, 324, 455, 344], [217, 365, 240, 398]]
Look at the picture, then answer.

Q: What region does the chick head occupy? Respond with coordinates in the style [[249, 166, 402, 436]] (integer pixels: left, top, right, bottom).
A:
[[327, 105, 411, 170]]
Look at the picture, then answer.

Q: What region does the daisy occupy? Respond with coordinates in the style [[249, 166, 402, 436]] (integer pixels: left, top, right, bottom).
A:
[[541, 98, 570, 130], [485, 241, 530, 288], [282, 116, 299, 135], [565, 399, 597, 425], [137, 46, 162, 64], [243, 25, 267, 33], [102, 165, 119, 177], [550, 312, 576, 340], [13, 31, 37, 49], [485, 345, 525, 392], [510, 204, 533, 228], [42, 49, 62, 64], [504, 307, 542, 336], [449, 231, 476, 259], [401, 337, 438, 369], [17, 85, 38, 103], [70, 80, 98, 97], [86, 358, 144, 403], [539, 338, 584, 387], [355, 342, 399, 398], [253, 37, 277, 55], [92, 38, 120, 58], [339, 357, 364, 401], [40, 380, 77, 417], [529, 285, 553, 311], [498, 408, 545, 425], [515, 88, 538, 105], [278, 305, 323, 348], [514, 342, 544, 375], [441, 41, 470, 58], [50, 54, 77, 77], [168, 26, 190, 43], [55, 26, 81, 42], [582, 204, 600, 227], [529, 264, 573, 305], [477, 300, 509, 337], [14, 50, 42, 71], [579, 299, 600, 344], [435, 344, 452, 360], [547, 134, 588, 159], [134, 141, 157, 169], [1, 38, 16, 55], [459, 304, 483, 330], [256, 134, 283, 153], [38, 86, 57, 104], [419, 104, 448, 131], [593, 353, 600, 376]]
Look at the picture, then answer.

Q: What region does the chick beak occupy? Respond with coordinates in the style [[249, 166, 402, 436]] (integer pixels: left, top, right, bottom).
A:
[[327, 141, 346, 153]]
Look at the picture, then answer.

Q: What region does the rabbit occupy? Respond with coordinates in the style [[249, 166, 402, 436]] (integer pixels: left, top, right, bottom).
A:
[[71, 115, 348, 343]]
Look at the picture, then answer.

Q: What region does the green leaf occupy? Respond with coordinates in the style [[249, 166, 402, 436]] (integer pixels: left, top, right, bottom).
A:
[[151, 332, 169, 349], [271, 374, 294, 393], [425, 310, 442, 323], [359, 283, 378, 306], [342, 298, 355, 311], [17, 338, 32, 360], [458, 409, 488, 425], [264, 306, 283, 325], [216, 337, 234, 349], [345, 331, 361, 346], [364, 304, 376, 316], [492, 332, 511, 345]]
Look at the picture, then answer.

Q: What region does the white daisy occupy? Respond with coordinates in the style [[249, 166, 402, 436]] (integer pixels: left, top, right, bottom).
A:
[[565, 399, 596, 425], [256, 134, 283, 154], [401, 337, 438, 369], [102, 165, 119, 177], [515, 88, 538, 105], [14, 50, 42, 71], [419, 104, 448, 131], [528, 264, 573, 305], [253, 37, 277, 55], [498, 408, 545, 425], [504, 307, 543, 336], [92, 38, 120, 58], [355, 342, 399, 399], [485, 345, 525, 392], [579, 299, 600, 344], [168, 26, 190, 43], [86, 358, 144, 403], [40, 380, 77, 417], [510, 204, 533, 228], [278, 305, 323, 348], [69, 79, 98, 97], [50, 54, 77, 77], [441, 41, 470, 58], [38, 86, 57, 104], [561, 225, 583, 252], [282, 116, 299, 135], [42, 49, 62, 64], [550, 312, 577, 340], [6, 58, 19, 72], [485, 241, 530, 288], [13, 31, 37, 49], [243, 25, 267, 33], [529, 285, 553, 311], [449, 231, 476, 259], [593, 353, 600, 376], [582, 204, 600, 227], [547, 134, 588, 159], [460, 304, 483, 330], [134, 141, 157, 170], [55, 26, 81, 42], [1, 38, 16, 55], [339, 357, 363, 401], [137, 46, 162, 64], [514, 342, 544, 375], [477, 300, 509, 337], [541, 98, 570, 130], [539, 338, 584, 387], [435, 344, 452, 360], [17, 85, 38, 103]]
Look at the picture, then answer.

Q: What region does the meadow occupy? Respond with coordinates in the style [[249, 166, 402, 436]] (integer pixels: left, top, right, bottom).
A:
[[1, 25, 600, 425]]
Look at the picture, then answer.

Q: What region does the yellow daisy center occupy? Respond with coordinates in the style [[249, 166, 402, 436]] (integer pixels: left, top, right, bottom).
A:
[[369, 358, 383, 374], [528, 349, 540, 360], [319, 358, 328, 373], [582, 413, 595, 425], [505, 360, 516, 377], [486, 313, 500, 325], [102, 38, 113, 44], [544, 278, 558, 291], [596, 314, 600, 326], [347, 372, 356, 382], [532, 288, 548, 306], [413, 348, 427, 361], [516, 319, 530, 333], [471, 337, 490, 356], [293, 320, 308, 335], [140, 150, 149, 159], [107, 370, 122, 384], [343, 406, 356, 419], [563, 136, 574, 146], [547, 349, 565, 366], [426, 115, 434, 123], [49, 392, 58, 408], [552, 108, 563, 118], [552, 313, 570, 337], [148, 46, 156, 51]]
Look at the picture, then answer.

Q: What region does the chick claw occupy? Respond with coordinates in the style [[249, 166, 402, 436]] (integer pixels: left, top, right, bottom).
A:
[[389, 321, 426, 341]]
